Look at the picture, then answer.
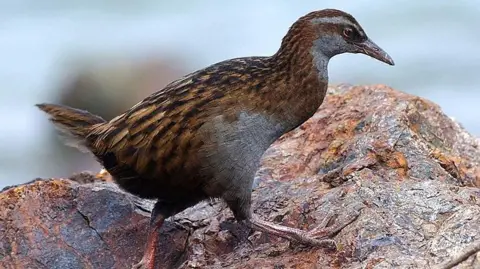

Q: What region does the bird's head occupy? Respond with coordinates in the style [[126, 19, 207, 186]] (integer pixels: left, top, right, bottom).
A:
[[281, 9, 394, 66]]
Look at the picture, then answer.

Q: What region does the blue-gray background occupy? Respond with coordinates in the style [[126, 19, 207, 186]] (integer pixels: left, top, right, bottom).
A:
[[1, 1, 479, 188]]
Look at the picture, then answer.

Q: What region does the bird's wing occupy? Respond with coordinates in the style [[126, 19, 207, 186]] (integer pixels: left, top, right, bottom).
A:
[[88, 57, 268, 177]]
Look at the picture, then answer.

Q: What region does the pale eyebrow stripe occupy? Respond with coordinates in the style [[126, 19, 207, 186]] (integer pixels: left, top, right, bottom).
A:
[[310, 16, 362, 33]]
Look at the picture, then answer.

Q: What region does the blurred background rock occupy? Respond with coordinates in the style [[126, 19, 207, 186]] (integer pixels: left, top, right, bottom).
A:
[[46, 55, 187, 180], [0, 1, 479, 188]]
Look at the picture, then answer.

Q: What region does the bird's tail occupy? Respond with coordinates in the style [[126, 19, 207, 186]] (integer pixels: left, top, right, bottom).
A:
[[36, 103, 107, 152]]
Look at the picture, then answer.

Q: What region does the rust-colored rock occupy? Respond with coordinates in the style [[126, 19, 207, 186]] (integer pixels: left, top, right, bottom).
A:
[[0, 179, 150, 269], [2, 84, 480, 268]]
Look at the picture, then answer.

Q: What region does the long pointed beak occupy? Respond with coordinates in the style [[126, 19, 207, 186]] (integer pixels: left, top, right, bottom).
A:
[[357, 39, 395, 66]]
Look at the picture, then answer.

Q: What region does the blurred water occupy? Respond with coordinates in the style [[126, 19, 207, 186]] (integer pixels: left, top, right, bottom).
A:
[[0, 0, 479, 187]]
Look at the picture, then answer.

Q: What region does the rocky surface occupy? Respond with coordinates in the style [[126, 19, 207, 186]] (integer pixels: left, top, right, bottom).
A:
[[1, 84, 479, 269]]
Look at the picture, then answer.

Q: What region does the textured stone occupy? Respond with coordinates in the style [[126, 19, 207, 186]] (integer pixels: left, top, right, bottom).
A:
[[1, 84, 479, 269]]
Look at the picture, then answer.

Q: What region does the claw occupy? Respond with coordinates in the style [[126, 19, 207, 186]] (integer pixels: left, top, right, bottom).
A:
[[309, 202, 363, 239], [131, 259, 145, 269]]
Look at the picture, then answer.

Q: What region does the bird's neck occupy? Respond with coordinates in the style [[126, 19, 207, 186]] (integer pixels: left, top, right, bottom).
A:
[[265, 46, 330, 133], [311, 50, 330, 82]]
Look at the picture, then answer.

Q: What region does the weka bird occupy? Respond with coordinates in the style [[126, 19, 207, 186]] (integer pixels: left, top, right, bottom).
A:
[[37, 9, 394, 269]]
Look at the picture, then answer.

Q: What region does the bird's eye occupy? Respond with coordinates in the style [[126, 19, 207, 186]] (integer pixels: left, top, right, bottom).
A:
[[343, 28, 353, 38]]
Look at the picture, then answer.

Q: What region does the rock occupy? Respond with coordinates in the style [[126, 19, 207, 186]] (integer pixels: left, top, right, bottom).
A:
[[2, 84, 480, 269], [0, 179, 150, 269]]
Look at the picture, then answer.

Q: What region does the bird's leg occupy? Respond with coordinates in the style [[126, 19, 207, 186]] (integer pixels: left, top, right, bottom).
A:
[[132, 201, 177, 269], [223, 191, 255, 243]]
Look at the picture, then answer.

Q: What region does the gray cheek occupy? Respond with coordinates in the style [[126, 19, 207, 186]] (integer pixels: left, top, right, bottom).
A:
[[313, 35, 347, 57]]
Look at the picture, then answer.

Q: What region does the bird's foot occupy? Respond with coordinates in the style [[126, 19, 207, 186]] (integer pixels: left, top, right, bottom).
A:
[[131, 252, 154, 269], [225, 220, 253, 240], [131, 259, 145, 269], [250, 202, 363, 249], [131, 222, 159, 269], [250, 217, 337, 249], [306, 204, 362, 248]]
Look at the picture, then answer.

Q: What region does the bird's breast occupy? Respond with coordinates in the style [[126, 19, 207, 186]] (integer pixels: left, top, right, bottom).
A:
[[196, 110, 287, 196]]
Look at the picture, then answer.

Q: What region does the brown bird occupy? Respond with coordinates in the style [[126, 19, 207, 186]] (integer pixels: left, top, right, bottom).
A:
[[37, 9, 394, 269]]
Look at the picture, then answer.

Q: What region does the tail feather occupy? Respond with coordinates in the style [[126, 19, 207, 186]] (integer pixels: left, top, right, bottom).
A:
[[36, 103, 107, 152]]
